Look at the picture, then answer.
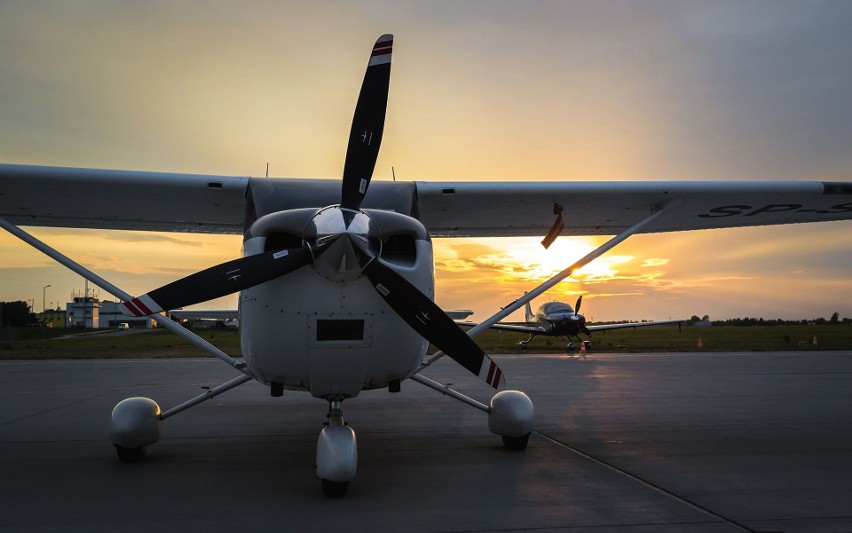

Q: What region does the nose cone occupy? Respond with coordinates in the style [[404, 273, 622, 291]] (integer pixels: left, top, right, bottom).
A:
[[305, 206, 381, 282]]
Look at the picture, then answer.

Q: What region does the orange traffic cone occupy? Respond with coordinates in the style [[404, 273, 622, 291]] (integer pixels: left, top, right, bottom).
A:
[[812, 336, 818, 347], [697, 337, 703, 350], [580, 341, 587, 356]]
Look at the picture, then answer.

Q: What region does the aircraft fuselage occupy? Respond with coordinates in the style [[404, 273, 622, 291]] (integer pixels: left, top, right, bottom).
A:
[[534, 301, 589, 338]]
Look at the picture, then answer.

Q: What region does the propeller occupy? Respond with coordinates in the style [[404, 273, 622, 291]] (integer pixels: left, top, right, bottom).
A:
[[572, 295, 591, 337], [355, 249, 505, 389], [120, 34, 506, 389], [121, 244, 320, 316], [341, 34, 392, 211]]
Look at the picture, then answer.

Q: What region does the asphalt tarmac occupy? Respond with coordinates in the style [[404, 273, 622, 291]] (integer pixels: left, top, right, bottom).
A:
[[1, 351, 851, 532]]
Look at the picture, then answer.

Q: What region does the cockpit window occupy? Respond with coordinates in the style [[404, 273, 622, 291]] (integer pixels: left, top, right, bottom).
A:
[[543, 302, 573, 314]]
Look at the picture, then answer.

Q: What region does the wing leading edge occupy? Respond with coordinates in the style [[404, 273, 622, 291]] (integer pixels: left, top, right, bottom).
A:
[[414, 181, 852, 237], [456, 319, 682, 335], [0, 164, 248, 233], [2, 164, 851, 236]]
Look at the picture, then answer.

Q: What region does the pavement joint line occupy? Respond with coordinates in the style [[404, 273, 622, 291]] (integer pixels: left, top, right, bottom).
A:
[[0, 394, 105, 426], [534, 430, 758, 533]]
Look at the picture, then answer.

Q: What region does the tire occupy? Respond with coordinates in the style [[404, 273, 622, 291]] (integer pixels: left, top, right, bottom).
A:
[[115, 445, 146, 462], [321, 479, 349, 498], [501, 433, 530, 451]]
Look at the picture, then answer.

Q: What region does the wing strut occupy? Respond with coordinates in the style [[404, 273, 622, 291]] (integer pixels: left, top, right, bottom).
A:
[[160, 374, 254, 420], [0, 216, 250, 374], [422, 198, 682, 367], [409, 374, 490, 412]]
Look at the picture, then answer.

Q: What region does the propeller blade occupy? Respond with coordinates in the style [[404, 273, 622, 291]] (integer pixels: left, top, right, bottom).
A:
[[574, 295, 583, 314], [358, 254, 505, 390], [121, 246, 314, 316], [340, 34, 393, 211]]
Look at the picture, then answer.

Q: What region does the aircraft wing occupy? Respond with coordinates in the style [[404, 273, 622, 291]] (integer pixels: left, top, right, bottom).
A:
[[2, 163, 851, 236], [587, 319, 684, 333], [169, 310, 239, 320], [456, 320, 682, 335], [456, 321, 547, 335], [414, 181, 852, 237], [0, 164, 248, 233]]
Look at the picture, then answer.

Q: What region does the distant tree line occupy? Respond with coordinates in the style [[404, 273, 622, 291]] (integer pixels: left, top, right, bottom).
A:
[[688, 312, 851, 326], [0, 301, 37, 327]]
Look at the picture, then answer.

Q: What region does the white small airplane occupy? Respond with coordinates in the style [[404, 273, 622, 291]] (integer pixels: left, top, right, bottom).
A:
[[2, 34, 852, 497], [460, 295, 682, 350]]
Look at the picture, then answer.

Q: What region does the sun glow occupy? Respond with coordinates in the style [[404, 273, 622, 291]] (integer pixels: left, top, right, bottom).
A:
[[432, 236, 681, 321], [435, 237, 635, 285]]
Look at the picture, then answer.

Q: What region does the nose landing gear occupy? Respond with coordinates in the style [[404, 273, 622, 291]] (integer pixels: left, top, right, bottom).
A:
[[316, 400, 357, 497]]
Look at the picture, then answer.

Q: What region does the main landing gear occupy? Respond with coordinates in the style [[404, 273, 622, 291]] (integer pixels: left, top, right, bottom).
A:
[[109, 374, 254, 464], [517, 334, 536, 349], [411, 373, 535, 451], [489, 390, 535, 451], [110, 397, 162, 462]]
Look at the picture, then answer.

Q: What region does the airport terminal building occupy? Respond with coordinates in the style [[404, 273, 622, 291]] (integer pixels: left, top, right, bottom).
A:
[[63, 295, 229, 329], [65, 295, 154, 329]]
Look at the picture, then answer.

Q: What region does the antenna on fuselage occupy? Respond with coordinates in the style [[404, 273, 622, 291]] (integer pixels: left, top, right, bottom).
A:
[[392, 166, 396, 181], [265, 162, 269, 178]]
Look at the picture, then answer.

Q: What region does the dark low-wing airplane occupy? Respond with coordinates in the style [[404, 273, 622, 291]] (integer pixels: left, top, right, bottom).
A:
[[459, 295, 682, 349], [1, 34, 852, 498]]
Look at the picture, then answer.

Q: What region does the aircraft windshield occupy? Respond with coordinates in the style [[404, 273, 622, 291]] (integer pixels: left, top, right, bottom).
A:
[[542, 303, 573, 314]]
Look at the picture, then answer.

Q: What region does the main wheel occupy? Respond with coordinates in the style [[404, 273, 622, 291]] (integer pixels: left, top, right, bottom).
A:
[[501, 434, 530, 451], [115, 445, 146, 462], [321, 479, 349, 498]]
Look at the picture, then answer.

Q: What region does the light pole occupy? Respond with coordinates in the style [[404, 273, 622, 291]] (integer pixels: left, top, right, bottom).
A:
[[43, 284, 51, 313], [42, 284, 52, 327]]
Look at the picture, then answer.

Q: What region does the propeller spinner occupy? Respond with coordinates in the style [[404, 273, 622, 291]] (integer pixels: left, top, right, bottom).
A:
[[305, 207, 381, 282]]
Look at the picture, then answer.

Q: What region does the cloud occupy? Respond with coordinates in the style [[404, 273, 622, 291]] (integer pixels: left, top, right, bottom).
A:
[[641, 258, 669, 268]]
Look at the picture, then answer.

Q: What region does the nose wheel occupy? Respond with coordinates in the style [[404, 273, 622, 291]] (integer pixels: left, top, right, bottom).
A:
[[316, 400, 358, 497]]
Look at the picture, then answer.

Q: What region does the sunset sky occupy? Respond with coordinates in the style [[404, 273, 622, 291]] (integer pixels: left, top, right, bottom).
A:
[[2, 1, 852, 322]]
